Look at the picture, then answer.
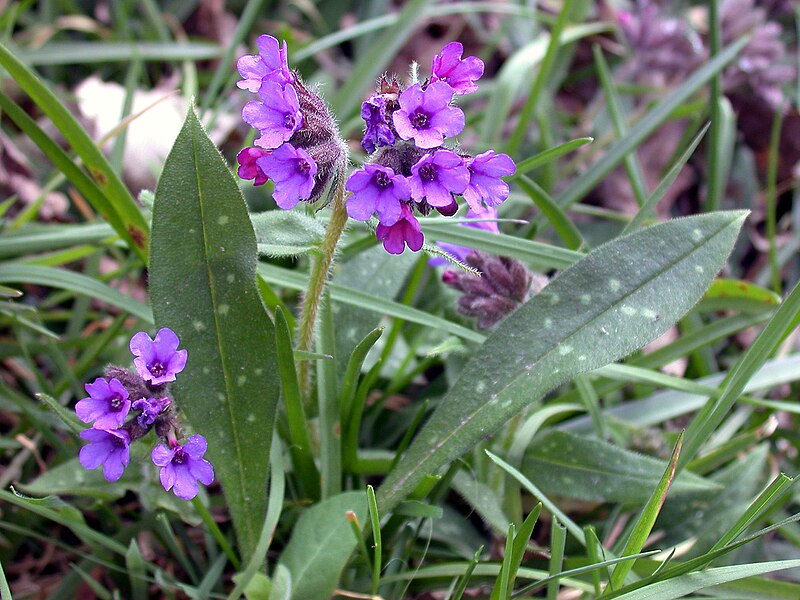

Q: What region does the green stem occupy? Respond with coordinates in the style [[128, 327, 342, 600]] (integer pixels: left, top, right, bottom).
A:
[[298, 170, 349, 401], [192, 497, 240, 570]]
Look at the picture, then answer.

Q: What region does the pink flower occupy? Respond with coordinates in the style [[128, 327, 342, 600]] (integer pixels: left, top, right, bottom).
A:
[[75, 377, 131, 430], [463, 150, 516, 210], [409, 149, 470, 207], [129, 328, 188, 386], [392, 82, 464, 149], [236, 35, 294, 93], [237, 147, 270, 186], [431, 42, 484, 95], [376, 204, 424, 254], [256, 143, 318, 209], [152, 435, 215, 500], [345, 164, 410, 225]]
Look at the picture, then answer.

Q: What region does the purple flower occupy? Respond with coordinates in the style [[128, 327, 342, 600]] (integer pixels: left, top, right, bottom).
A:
[[129, 328, 188, 386], [132, 397, 171, 428], [256, 143, 318, 209], [392, 82, 464, 149], [463, 150, 516, 211], [431, 42, 484, 95], [79, 428, 130, 482], [430, 205, 499, 266], [237, 147, 270, 186], [242, 81, 303, 150], [75, 377, 131, 430], [361, 95, 396, 153], [409, 149, 469, 207], [376, 203, 424, 254], [345, 164, 410, 225], [236, 34, 294, 93], [152, 435, 215, 500]]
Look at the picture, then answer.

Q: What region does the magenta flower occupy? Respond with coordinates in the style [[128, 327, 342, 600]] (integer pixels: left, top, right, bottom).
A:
[[242, 81, 303, 150], [431, 42, 484, 95], [345, 164, 410, 225], [361, 95, 396, 153], [256, 143, 318, 209], [392, 82, 464, 149], [129, 328, 188, 386], [132, 397, 171, 428], [376, 203, 424, 254], [430, 205, 500, 266], [409, 149, 470, 207], [152, 435, 215, 500], [236, 34, 294, 93], [79, 428, 130, 482], [75, 377, 131, 430], [237, 147, 270, 186], [463, 150, 516, 211]]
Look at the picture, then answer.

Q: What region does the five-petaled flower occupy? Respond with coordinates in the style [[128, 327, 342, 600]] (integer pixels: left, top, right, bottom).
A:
[[409, 149, 470, 207], [431, 41, 485, 95], [152, 435, 215, 500], [345, 164, 409, 225], [376, 203, 425, 254], [256, 143, 318, 209], [79, 428, 131, 482], [392, 82, 465, 149], [129, 327, 188, 385], [75, 377, 131, 430]]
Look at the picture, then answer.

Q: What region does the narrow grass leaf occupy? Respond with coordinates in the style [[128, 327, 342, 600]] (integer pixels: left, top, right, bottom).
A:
[[592, 45, 648, 207], [13, 41, 222, 64], [277, 491, 368, 600], [378, 212, 746, 513], [0, 264, 152, 322], [0, 223, 115, 258], [516, 175, 584, 250], [609, 433, 683, 589], [274, 307, 319, 500], [149, 108, 280, 557], [546, 519, 567, 600], [554, 37, 748, 211], [623, 122, 709, 233], [0, 42, 149, 260], [681, 278, 800, 469], [125, 539, 148, 600], [451, 546, 484, 600], [512, 137, 593, 177], [612, 560, 800, 600]]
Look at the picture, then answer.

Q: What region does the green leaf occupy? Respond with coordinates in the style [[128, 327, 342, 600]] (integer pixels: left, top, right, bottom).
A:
[[609, 433, 683, 589], [522, 431, 718, 504], [149, 108, 280, 558], [277, 491, 368, 600], [611, 560, 800, 600], [0, 42, 149, 260], [377, 211, 746, 512], [251, 210, 326, 257], [0, 264, 152, 322]]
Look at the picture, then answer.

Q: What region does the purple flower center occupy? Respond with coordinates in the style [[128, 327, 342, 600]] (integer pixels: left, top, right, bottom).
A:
[[110, 395, 124, 410], [150, 362, 166, 378], [284, 114, 296, 129], [419, 163, 438, 182], [173, 447, 187, 465], [411, 111, 429, 129], [374, 171, 392, 189], [113, 436, 126, 449], [298, 159, 312, 174]]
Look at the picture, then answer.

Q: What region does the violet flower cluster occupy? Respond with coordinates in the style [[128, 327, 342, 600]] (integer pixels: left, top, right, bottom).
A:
[[76, 328, 214, 500], [236, 37, 516, 255], [236, 36, 345, 209]]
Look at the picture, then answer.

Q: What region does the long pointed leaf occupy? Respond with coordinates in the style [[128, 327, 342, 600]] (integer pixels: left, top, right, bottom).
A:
[[149, 109, 279, 557], [378, 211, 746, 512]]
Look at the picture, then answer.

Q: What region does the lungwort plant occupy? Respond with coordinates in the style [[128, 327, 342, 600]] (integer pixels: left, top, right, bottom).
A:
[[2, 2, 800, 599]]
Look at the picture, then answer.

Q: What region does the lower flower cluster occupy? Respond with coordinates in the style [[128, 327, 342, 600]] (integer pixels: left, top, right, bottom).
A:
[[76, 327, 213, 500]]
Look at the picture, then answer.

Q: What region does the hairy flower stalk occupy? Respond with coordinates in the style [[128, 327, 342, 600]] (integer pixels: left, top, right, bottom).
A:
[[297, 160, 350, 399]]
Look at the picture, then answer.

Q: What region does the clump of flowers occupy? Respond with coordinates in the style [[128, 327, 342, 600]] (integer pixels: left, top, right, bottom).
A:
[[236, 37, 516, 255], [76, 327, 213, 500]]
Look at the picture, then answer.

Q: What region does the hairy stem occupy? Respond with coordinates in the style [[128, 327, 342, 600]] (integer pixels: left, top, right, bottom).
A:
[[298, 169, 349, 400]]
